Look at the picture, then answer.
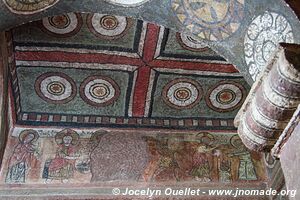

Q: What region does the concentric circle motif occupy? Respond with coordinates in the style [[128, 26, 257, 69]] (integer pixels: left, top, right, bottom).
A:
[[80, 76, 120, 107], [206, 81, 246, 112], [176, 33, 208, 51], [41, 13, 82, 37], [87, 14, 132, 40], [171, 0, 245, 41], [162, 78, 203, 109], [35, 72, 76, 104], [244, 11, 294, 81], [3, 0, 59, 14], [105, 0, 149, 7]]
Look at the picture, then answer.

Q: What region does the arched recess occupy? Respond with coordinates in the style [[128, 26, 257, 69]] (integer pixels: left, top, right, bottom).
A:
[[0, 0, 300, 84]]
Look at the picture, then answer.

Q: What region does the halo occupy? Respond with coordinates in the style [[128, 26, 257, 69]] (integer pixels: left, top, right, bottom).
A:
[[195, 132, 214, 145], [18, 129, 39, 143], [230, 134, 244, 150], [55, 129, 79, 145]]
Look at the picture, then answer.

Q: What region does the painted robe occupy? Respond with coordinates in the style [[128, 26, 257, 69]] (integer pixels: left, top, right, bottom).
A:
[[43, 144, 77, 181], [6, 142, 37, 183]]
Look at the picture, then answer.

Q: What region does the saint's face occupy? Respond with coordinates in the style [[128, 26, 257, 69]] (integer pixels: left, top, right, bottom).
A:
[[62, 135, 73, 146], [23, 133, 35, 144]]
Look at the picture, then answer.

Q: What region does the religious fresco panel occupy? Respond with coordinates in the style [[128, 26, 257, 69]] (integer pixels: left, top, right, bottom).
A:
[[0, 129, 267, 185]]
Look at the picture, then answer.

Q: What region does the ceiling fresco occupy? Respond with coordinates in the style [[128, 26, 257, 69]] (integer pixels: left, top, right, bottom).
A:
[[0, 0, 300, 85], [8, 12, 249, 130], [3, 0, 60, 14], [171, 0, 245, 41]]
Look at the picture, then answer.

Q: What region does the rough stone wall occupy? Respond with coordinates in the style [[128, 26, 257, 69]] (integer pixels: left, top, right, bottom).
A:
[[0, 32, 9, 165]]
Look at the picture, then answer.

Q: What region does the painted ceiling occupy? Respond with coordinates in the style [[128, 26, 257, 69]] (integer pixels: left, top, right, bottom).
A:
[[1, 0, 300, 85], [8, 12, 250, 130]]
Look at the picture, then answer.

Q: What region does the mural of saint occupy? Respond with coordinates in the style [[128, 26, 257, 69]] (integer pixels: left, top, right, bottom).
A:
[[43, 129, 80, 183], [147, 134, 218, 182], [218, 157, 232, 183], [229, 135, 258, 181], [191, 144, 216, 182], [5, 130, 40, 183], [150, 136, 184, 182]]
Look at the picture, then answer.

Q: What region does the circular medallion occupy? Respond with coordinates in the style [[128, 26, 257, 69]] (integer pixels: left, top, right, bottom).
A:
[[162, 78, 203, 109], [3, 0, 59, 14], [105, 0, 149, 7], [41, 13, 82, 37], [87, 14, 132, 40], [80, 76, 120, 107], [176, 33, 208, 51], [244, 11, 294, 81], [171, 0, 245, 41], [206, 81, 246, 112], [35, 72, 76, 104]]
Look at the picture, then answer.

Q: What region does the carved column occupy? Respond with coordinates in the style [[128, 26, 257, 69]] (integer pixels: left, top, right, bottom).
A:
[[235, 44, 300, 151]]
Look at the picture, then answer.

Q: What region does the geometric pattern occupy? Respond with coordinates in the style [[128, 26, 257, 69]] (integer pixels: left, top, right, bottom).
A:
[[8, 13, 248, 130], [3, 0, 59, 14], [205, 81, 246, 112], [87, 14, 133, 40], [162, 78, 203, 109], [35, 72, 77, 104], [244, 11, 294, 81], [41, 13, 83, 37], [176, 33, 208, 52], [15, 114, 237, 130], [79, 75, 120, 107], [171, 0, 245, 41]]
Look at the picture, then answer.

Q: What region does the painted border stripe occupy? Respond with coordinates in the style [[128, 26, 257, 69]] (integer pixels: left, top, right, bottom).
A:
[[15, 51, 144, 67]]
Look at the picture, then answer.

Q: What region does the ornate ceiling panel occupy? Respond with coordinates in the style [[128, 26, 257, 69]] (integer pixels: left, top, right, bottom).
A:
[[1, 0, 300, 86], [9, 13, 249, 130]]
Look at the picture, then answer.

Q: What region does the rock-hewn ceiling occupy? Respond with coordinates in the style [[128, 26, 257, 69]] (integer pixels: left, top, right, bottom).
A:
[[9, 12, 249, 130], [1, 0, 300, 84]]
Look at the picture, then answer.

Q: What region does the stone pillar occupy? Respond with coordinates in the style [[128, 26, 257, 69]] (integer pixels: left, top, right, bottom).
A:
[[235, 44, 300, 151]]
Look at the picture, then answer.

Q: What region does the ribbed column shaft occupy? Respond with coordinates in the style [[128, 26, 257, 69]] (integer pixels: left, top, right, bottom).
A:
[[237, 44, 300, 151]]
